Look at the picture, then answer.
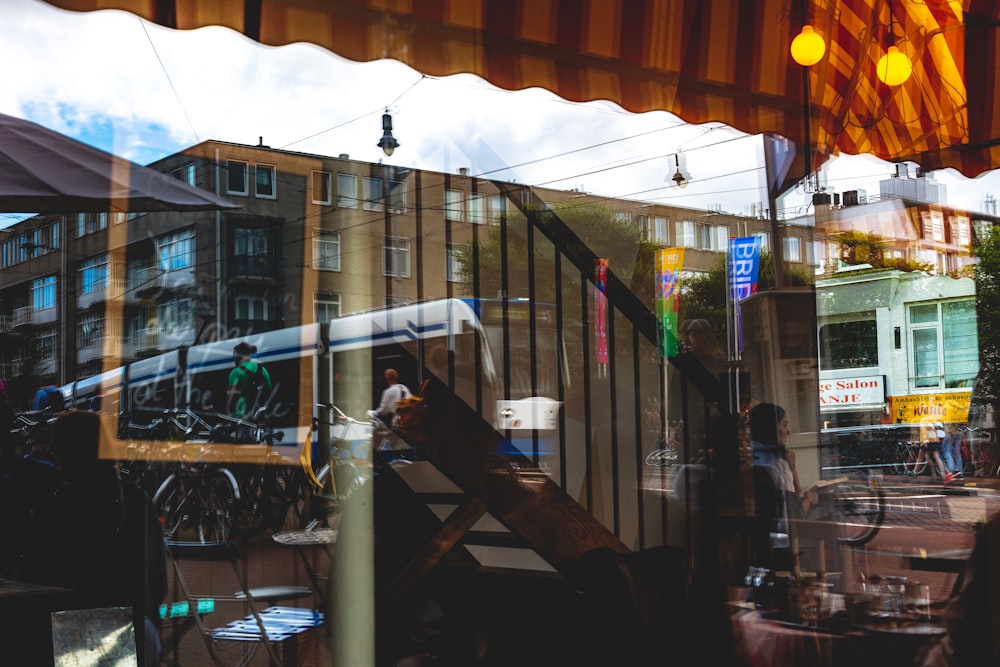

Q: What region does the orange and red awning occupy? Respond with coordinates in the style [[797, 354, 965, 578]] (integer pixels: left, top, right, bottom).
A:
[[43, 0, 1000, 180]]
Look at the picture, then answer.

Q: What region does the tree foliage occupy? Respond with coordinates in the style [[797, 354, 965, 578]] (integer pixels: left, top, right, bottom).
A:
[[454, 201, 659, 311], [681, 249, 813, 332], [973, 223, 1000, 406]]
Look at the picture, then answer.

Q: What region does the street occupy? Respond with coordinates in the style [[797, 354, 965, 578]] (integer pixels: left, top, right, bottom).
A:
[[839, 476, 999, 604]]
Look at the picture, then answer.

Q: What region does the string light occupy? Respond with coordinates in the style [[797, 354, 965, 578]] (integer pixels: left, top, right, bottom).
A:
[[790, 25, 825, 67]]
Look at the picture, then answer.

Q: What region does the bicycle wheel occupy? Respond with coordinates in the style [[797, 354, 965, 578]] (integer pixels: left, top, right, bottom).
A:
[[830, 479, 886, 546], [900, 443, 928, 477], [153, 472, 193, 541], [200, 468, 240, 543]]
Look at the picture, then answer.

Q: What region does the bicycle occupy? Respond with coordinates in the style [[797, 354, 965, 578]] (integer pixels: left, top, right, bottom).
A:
[[152, 450, 241, 543], [143, 408, 284, 543], [958, 425, 999, 478], [297, 403, 377, 530], [894, 440, 929, 477], [804, 471, 886, 546]]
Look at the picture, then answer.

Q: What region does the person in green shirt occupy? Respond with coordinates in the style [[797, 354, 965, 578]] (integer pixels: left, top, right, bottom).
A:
[[226, 342, 272, 418]]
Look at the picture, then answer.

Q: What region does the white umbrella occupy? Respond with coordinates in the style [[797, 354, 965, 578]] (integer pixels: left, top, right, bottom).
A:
[[0, 111, 239, 213]]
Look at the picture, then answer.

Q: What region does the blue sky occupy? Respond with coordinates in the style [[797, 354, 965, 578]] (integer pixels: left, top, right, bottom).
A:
[[2, 0, 998, 228]]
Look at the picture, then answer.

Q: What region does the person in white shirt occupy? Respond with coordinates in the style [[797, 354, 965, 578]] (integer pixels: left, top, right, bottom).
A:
[[369, 368, 410, 427]]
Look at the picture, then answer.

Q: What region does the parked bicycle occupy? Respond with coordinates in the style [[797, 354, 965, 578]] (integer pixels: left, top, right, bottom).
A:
[[804, 471, 886, 546], [298, 403, 377, 530], [141, 408, 286, 542]]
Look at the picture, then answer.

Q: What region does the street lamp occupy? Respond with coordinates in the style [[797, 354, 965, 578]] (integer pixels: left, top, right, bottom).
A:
[[377, 110, 399, 157], [669, 153, 688, 188]]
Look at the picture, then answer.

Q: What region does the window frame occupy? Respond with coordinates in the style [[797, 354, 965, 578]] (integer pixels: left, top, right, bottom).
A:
[[254, 163, 277, 199], [312, 170, 333, 205], [226, 159, 249, 196], [337, 173, 358, 208], [383, 236, 411, 278], [313, 229, 341, 272]]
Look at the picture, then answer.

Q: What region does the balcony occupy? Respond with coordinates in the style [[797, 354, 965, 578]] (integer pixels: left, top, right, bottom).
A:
[[77, 336, 134, 365], [133, 327, 162, 356], [13, 305, 57, 328], [133, 266, 196, 297], [133, 325, 196, 356], [229, 254, 282, 280], [77, 279, 126, 310]]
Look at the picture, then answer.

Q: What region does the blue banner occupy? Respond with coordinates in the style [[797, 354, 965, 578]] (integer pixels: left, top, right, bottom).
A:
[[728, 236, 761, 301]]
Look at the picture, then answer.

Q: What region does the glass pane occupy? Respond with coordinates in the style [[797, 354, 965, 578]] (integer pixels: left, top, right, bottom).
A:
[[913, 328, 940, 387]]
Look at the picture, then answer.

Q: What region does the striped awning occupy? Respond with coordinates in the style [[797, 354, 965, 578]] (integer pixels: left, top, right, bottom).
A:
[[43, 0, 1000, 181]]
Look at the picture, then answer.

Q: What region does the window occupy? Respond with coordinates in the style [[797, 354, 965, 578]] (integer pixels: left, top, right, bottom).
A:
[[910, 299, 979, 389], [32, 275, 57, 311], [233, 227, 272, 275], [383, 236, 410, 278], [235, 294, 271, 321], [388, 180, 407, 213], [315, 292, 342, 323], [652, 217, 669, 244], [78, 313, 105, 348], [157, 299, 194, 333], [698, 223, 713, 250], [445, 189, 463, 221], [363, 177, 382, 211], [76, 212, 107, 237], [613, 211, 632, 224], [715, 225, 730, 252], [783, 236, 802, 262], [447, 244, 462, 282], [158, 229, 194, 271], [255, 164, 276, 198], [675, 220, 696, 248], [172, 163, 196, 185], [922, 210, 944, 242], [489, 195, 506, 223], [819, 318, 878, 370], [37, 328, 57, 363], [468, 194, 486, 224], [313, 230, 341, 271], [811, 241, 826, 266], [754, 231, 770, 251], [337, 173, 357, 208], [80, 254, 109, 294], [234, 228, 269, 258], [312, 170, 332, 205], [951, 215, 971, 247], [227, 160, 249, 195]]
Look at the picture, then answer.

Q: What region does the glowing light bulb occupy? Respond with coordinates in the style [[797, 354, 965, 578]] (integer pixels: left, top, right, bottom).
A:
[[876, 45, 912, 86], [790, 25, 826, 67]]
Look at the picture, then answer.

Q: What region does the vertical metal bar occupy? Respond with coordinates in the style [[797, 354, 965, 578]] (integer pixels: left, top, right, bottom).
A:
[[608, 304, 620, 537], [580, 274, 593, 512], [555, 251, 568, 491], [633, 325, 645, 550], [526, 223, 539, 465]]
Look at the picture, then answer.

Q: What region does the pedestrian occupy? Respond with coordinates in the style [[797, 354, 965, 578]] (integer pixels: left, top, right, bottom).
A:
[[920, 418, 954, 483], [940, 422, 964, 479], [747, 402, 809, 571], [4, 410, 167, 665], [369, 368, 411, 427], [227, 342, 272, 418]]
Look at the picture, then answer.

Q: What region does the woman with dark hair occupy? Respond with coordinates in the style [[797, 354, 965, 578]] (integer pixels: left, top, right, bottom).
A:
[[748, 402, 808, 570]]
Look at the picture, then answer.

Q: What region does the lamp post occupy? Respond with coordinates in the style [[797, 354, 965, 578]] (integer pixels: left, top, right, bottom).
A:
[[377, 109, 401, 305]]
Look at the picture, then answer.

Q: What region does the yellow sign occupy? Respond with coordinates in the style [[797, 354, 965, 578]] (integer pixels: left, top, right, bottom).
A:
[[888, 392, 971, 425]]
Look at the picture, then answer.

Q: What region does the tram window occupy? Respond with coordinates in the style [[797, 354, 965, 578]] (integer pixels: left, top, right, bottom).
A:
[[819, 319, 878, 370]]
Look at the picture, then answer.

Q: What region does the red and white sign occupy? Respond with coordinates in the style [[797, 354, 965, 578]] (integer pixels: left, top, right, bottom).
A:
[[819, 375, 885, 410]]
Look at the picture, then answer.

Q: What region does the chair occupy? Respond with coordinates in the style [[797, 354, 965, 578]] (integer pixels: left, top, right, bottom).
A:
[[161, 540, 322, 667]]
